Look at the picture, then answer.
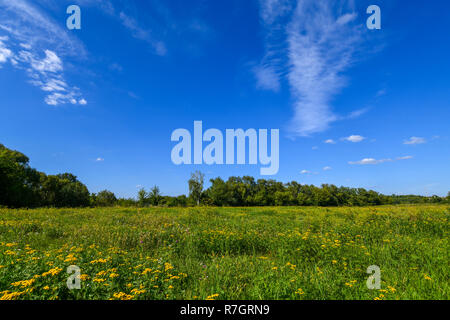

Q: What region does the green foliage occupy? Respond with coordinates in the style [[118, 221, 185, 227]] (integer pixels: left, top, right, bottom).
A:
[[0, 144, 41, 208], [137, 188, 148, 207], [188, 171, 204, 206], [1, 144, 448, 209], [148, 186, 162, 206], [92, 190, 117, 207], [40, 174, 90, 208], [0, 144, 90, 208], [203, 176, 396, 207], [136, 186, 163, 207], [0, 205, 448, 300]]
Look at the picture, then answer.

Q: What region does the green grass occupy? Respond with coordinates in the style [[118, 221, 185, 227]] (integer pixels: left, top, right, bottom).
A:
[[0, 205, 448, 300]]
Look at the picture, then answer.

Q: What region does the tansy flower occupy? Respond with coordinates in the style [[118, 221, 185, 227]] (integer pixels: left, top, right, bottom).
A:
[[113, 292, 133, 300], [80, 274, 90, 281], [42, 267, 63, 277], [11, 279, 35, 288], [295, 288, 304, 295], [206, 294, 219, 300]]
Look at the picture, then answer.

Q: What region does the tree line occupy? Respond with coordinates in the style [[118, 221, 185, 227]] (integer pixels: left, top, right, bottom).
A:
[[1, 144, 449, 208]]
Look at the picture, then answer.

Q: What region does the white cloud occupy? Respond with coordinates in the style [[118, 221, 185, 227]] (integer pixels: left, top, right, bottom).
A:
[[119, 12, 167, 56], [312, 146, 319, 150], [0, 0, 85, 56], [40, 79, 67, 92], [342, 135, 365, 143], [19, 43, 31, 49], [45, 92, 84, 106], [0, 1, 87, 106], [75, 0, 115, 16], [349, 158, 391, 165], [324, 139, 336, 144], [15, 49, 86, 106], [336, 13, 357, 25], [79, 98, 87, 105], [76, 1, 168, 57], [396, 156, 413, 160], [257, 0, 365, 136], [109, 63, 123, 72], [404, 137, 426, 145], [253, 64, 280, 92], [0, 37, 12, 63], [30, 49, 62, 73], [346, 107, 370, 119], [323, 166, 332, 171], [349, 156, 413, 165], [300, 169, 318, 175], [96, 157, 104, 162], [259, 0, 292, 25]]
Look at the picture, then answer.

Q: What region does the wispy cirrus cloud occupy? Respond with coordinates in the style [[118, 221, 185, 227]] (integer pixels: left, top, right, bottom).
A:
[[119, 12, 167, 56], [0, 36, 12, 64], [257, 0, 370, 136], [349, 156, 413, 165], [403, 136, 426, 145], [300, 169, 318, 175], [76, 0, 168, 56], [0, 0, 87, 106]]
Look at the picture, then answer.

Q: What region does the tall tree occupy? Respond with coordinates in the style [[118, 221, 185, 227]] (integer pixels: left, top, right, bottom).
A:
[[137, 188, 148, 207], [0, 144, 41, 208], [149, 185, 162, 206], [188, 171, 204, 205], [94, 190, 117, 207]]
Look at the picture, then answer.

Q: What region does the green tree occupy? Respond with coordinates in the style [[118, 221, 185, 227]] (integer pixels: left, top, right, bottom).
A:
[[94, 190, 117, 207], [148, 186, 162, 206], [188, 171, 204, 206], [0, 144, 41, 208], [40, 173, 90, 207], [137, 188, 148, 207]]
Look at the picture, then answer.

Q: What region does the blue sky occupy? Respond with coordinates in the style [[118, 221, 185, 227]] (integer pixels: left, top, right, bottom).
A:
[[0, 0, 449, 198]]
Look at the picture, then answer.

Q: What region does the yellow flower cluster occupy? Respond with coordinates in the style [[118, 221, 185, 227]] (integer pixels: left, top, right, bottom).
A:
[[206, 293, 219, 300], [42, 267, 63, 277]]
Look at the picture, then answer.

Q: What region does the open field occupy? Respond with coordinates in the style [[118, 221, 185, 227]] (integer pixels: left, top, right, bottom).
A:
[[0, 205, 448, 300]]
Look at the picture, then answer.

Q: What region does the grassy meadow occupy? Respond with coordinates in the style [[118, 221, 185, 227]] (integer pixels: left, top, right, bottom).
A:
[[0, 205, 448, 300]]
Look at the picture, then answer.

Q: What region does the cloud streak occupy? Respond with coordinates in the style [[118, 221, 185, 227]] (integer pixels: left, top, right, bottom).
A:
[[0, 0, 87, 106], [349, 156, 413, 165], [404, 137, 426, 145], [119, 12, 167, 56], [342, 135, 365, 143], [258, 0, 366, 136]]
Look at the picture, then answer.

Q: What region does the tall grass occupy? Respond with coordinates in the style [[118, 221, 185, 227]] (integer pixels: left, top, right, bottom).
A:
[[0, 205, 448, 300]]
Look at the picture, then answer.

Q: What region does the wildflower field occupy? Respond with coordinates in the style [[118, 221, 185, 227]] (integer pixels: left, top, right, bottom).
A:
[[0, 205, 448, 300]]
